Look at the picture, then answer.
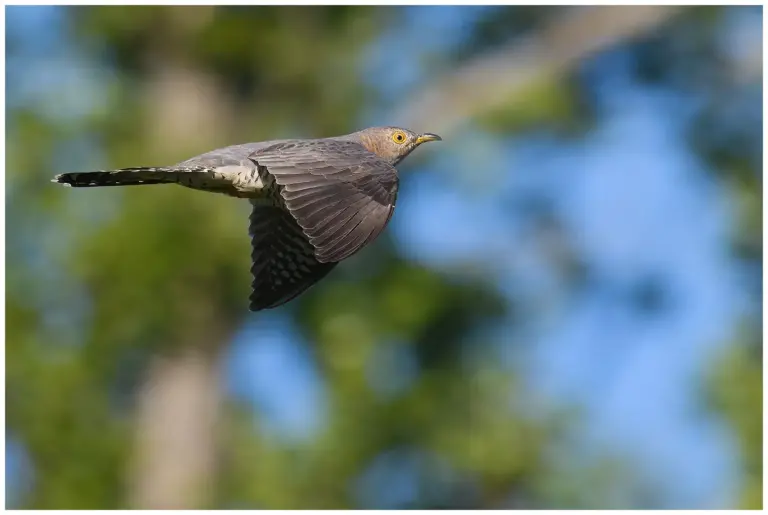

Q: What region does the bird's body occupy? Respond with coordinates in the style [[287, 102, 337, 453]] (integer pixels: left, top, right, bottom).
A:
[[53, 127, 441, 311]]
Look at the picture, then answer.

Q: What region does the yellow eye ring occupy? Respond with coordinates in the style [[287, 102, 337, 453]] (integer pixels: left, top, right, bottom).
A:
[[392, 131, 406, 144]]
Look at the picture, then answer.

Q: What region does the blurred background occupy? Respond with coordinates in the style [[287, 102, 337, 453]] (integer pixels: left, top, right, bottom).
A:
[[5, 5, 762, 509]]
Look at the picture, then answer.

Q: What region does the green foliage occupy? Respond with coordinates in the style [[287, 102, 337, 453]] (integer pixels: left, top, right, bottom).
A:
[[707, 327, 762, 509], [474, 73, 588, 136]]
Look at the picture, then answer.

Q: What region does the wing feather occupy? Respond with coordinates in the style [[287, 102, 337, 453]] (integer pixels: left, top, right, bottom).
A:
[[248, 203, 336, 310], [249, 140, 399, 263]]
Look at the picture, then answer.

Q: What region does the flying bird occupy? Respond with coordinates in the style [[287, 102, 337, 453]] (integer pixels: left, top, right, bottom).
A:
[[52, 126, 442, 311]]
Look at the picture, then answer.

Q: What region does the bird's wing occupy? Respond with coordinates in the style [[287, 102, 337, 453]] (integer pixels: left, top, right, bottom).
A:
[[249, 140, 399, 263], [175, 141, 288, 167], [249, 202, 336, 310]]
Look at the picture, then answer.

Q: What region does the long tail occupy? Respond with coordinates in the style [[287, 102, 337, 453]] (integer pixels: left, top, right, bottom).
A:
[[52, 167, 202, 187]]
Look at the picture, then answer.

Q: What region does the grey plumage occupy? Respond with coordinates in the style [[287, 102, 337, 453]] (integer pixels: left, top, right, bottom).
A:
[[52, 127, 441, 311]]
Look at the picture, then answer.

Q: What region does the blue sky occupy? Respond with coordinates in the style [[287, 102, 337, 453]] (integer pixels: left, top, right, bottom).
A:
[[6, 5, 760, 509]]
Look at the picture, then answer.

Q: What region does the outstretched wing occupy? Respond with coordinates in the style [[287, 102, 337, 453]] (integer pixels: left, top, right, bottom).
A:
[[248, 202, 336, 311], [249, 140, 399, 263]]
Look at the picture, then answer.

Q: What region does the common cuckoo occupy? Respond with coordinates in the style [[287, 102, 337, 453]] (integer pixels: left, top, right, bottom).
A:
[[52, 127, 441, 311]]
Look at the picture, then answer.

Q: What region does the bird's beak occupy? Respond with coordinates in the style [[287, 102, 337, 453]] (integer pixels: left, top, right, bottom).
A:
[[416, 133, 442, 145]]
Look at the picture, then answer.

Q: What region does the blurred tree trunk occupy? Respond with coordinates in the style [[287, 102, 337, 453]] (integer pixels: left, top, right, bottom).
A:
[[128, 346, 224, 508], [126, 54, 236, 509]]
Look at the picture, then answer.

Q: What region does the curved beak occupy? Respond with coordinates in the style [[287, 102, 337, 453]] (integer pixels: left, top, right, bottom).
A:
[[416, 133, 442, 145]]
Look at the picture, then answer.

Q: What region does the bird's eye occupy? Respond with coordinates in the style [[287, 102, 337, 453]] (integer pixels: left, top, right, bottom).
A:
[[392, 131, 406, 144]]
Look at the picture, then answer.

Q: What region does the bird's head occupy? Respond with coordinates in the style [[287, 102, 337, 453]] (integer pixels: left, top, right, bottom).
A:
[[352, 126, 442, 165]]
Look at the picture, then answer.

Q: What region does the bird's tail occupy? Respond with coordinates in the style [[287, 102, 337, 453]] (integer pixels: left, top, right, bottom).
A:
[[52, 167, 200, 188]]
